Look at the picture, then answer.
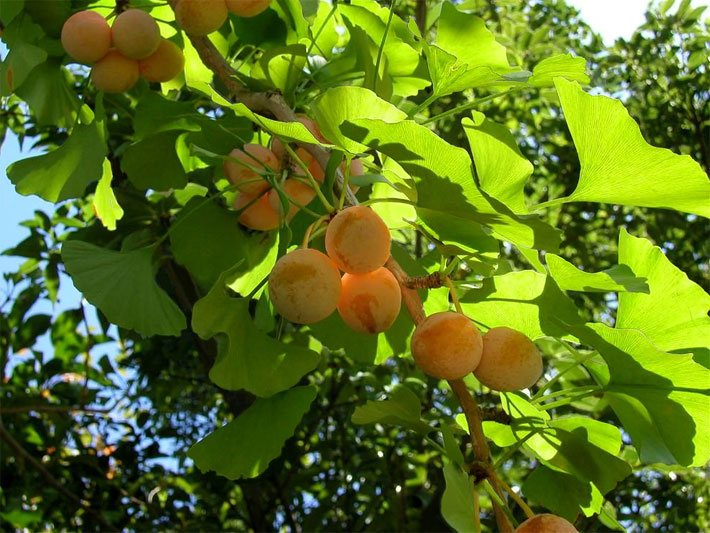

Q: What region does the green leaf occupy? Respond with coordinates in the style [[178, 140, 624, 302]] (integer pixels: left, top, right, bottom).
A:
[[550, 78, 710, 217], [463, 112, 532, 213], [460, 271, 582, 340], [546, 253, 649, 293], [617, 229, 710, 357], [575, 323, 710, 467], [311, 86, 407, 153], [62, 241, 186, 337], [441, 462, 477, 533], [169, 198, 251, 290], [0, 41, 47, 96], [14, 61, 79, 127], [133, 92, 200, 138], [527, 54, 589, 87], [523, 466, 601, 521], [188, 386, 316, 479], [352, 385, 429, 432], [92, 159, 124, 231], [250, 44, 307, 97], [427, 2, 513, 97], [192, 270, 320, 397], [8, 120, 106, 202], [121, 132, 187, 190], [226, 232, 279, 297], [341, 118, 561, 250]]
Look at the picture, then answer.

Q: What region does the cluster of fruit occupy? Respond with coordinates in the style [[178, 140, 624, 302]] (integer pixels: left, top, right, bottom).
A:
[[226, 116, 363, 231], [174, 0, 272, 36], [61, 9, 184, 92], [268, 206, 402, 335]]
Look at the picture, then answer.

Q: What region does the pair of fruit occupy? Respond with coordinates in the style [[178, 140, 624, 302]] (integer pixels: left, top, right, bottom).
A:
[[412, 314, 542, 391], [174, 0, 272, 36], [61, 9, 184, 92], [268, 206, 401, 335]]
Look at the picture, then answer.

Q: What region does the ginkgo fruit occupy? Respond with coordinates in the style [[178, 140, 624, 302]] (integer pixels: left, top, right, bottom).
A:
[[474, 327, 543, 391], [111, 9, 160, 59], [411, 312, 483, 380], [174, 0, 228, 36], [514, 514, 579, 533], [139, 39, 185, 82], [233, 192, 280, 231], [337, 267, 401, 334], [91, 50, 140, 93], [223, 144, 280, 196], [325, 206, 391, 274], [268, 179, 316, 219], [268, 248, 341, 324], [225, 0, 272, 18], [291, 147, 325, 183], [60, 10, 112, 64]]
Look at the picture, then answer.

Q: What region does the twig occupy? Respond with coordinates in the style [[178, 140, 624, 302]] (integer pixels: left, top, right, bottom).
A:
[[0, 422, 118, 531], [402, 272, 444, 289]]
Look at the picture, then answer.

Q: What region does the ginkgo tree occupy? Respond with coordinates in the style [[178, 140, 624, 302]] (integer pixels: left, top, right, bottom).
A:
[[1, 0, 709, 530]]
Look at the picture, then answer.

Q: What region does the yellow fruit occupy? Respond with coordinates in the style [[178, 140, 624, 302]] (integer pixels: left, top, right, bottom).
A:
[[474, 327, 542, 391], [91, 50, 139, 93], [111, 9, 160, 59], [223, 144, 280, 196], [514, 514, 578, 533], [338, 267, 401, 334], [268, 248, 342, 324], [175, 0, 228, 36], [268, 179, 316, 219], [225, 0, 272, 17], [139, 39, 185, 82], [233, 192, 280, 231], [411, 312, 483, 380], [325, 206, 391, 274], [292, 147, 325, 183], [61, 10, 112, 64]]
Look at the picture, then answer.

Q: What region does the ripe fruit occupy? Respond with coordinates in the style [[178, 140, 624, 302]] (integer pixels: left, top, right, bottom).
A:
[[268, 179, 316, 219], [514, 514, 578, 533], [325, 206, 391, 274], [111, 9, 160, 59], [139, 39, 185, 82], [338, 267, 401, 334], [268, 248, 341, 324], [474, 327, 542, 391], [225, 0, 272, 17], [233, 192, 280, 231], [91, 50, 140, 93], [175, 0, 228, 36], [224, 144, 280, 196], [411, 312, 483, 380], [292, 147, 325, 182], [60, 11, 112, 64]]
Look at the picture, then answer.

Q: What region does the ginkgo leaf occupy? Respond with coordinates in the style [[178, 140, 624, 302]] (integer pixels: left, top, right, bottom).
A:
[[441, 462, 477, 533], [62, 241, 186, 337], [352, 385, 429, 432], [547, 253, 649, 293], [528, 54, 589, 87], [463, 112, 532, 213], [617, 229, 710, 357], [548, 78, 710, 217], [8, 120, 106, 202], [92, 159, 124, 231], [192, 268, 320, 397], [188, 386, 316, 480]]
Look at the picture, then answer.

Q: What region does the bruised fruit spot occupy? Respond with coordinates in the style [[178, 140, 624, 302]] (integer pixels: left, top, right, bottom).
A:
[[349, 293, 378, 333]]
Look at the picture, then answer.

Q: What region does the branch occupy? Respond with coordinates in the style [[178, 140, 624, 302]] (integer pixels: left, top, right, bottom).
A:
[[169, 11, 513, 531], [0, 422, 118, 531]]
